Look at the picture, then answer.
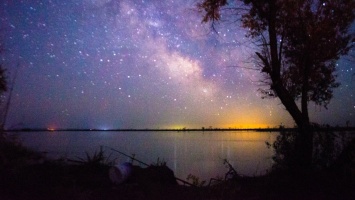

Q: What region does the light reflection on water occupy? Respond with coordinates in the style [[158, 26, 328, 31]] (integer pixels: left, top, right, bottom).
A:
[[12, 131, 278, 181]]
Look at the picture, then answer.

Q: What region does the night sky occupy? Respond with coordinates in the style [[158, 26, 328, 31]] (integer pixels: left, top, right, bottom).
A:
[[1, 0, 354, 129]]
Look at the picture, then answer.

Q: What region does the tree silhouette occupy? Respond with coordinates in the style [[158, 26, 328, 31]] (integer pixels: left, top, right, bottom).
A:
[[197, 0, 355, 168]]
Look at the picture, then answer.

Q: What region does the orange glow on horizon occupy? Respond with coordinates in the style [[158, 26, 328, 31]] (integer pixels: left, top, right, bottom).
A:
[[166, 123, 277, 130], [223, 123, 273, 129]]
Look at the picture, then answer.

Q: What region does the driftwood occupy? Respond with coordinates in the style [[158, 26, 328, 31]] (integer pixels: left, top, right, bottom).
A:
[[107, 146, 196, 187]]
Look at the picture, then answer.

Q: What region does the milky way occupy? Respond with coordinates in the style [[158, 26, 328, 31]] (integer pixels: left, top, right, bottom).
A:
[[1, 0, 354, 129]]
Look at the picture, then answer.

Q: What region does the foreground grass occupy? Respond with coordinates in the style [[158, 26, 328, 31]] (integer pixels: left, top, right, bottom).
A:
[[1, 132, 354, 200]]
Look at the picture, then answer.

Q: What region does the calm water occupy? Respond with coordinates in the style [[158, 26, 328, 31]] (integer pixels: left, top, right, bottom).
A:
[[12, 131, 278, 181]]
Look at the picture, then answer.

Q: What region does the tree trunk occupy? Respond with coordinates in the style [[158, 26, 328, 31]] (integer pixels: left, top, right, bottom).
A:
[[267, 0, 313, 169], [297, 56, 313, 169], [272, 68, 313, 169], [268, 1, 304, 128]]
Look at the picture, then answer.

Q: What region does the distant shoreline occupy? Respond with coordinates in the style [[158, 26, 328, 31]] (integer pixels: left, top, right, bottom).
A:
[[5, 127, 355, 132]]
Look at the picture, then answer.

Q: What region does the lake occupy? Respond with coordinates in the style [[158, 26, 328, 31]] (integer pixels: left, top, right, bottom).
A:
[[12, 131, 279, 181]]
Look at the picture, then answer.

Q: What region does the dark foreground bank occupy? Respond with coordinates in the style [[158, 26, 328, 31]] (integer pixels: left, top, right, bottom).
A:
[[1, 133, 354, 200]]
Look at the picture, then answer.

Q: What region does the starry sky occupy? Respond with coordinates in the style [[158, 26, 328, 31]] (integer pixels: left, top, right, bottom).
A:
[[1, 0, 354, 129]]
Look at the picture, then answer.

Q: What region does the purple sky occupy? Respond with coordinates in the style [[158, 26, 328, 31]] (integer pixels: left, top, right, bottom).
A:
[[1, 0, 354, 129]]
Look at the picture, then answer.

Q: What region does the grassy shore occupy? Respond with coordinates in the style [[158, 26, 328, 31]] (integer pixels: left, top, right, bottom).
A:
[[1, 132, 354, 200]]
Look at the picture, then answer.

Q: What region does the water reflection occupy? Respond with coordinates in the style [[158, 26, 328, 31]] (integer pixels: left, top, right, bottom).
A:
[[12, 131, 277, 181]]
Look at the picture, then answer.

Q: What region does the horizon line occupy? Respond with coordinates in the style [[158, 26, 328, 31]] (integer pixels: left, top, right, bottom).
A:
[[5, 126, 355, 132]]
